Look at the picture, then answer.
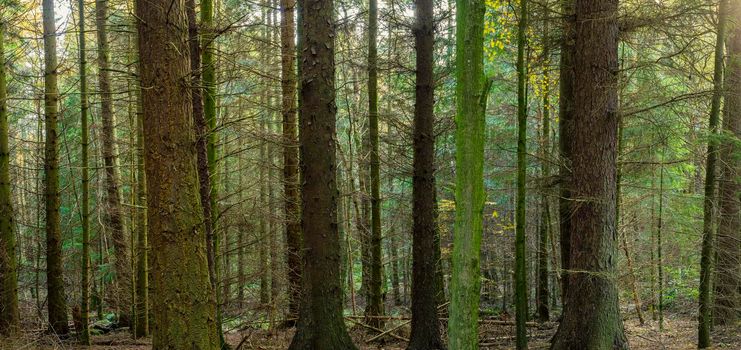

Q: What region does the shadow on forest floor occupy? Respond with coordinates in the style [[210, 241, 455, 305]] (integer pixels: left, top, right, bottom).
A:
[[3, 314, 739, 349]]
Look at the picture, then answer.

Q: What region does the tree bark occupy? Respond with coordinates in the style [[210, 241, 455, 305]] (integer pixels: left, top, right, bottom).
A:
[[550, 1, 628, 348], [698, 0, 727, 345], [406, 0, 445, 346], [76, 5, 91, 342], [287, 0, 357, 346], [42, 0, 69, 335], [714, 0, 741, 328], [537, 17, 551, 321], [0, 20, 20, 337], [135, 0, 219, 347], [449, 0, 487, 347]]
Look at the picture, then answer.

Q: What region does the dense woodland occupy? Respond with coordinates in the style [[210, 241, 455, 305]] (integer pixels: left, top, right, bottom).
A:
[[0, 0, 739, 349]]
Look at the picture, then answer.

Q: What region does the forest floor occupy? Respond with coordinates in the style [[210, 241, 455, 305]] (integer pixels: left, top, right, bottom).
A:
[[3, 313, 739, 349]]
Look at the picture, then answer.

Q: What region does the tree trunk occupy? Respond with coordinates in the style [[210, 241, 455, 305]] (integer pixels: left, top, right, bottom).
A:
[[0, 21, 20, 336], [550, 1, 628, 348], [557, 0, 575, 305], [698, 0, 727, 345], [714, 0, 741, 329], [95, 0, 132, 325], [514, 0, 529, 347], [406, 0, 445, 346], [287, 0, 357, 346], [449, 0, 487, 347], [134, 78, 148, 338], [76, 6, 91, 342], [280, 0, 301, 327], [537, 19, 551, 321], [135, 0, 219, 347], [42, 0, 69, 335]]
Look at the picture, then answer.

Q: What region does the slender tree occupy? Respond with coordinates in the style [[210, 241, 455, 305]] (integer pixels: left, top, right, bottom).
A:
[[365, 0, 385, 329], [714, 0, 741, 328], [0, 20, 20, 337], [280, 0, 301, 326], [698, 0, 727, 346], [449, 0, 487, 347], [536, 8, 552, 322], [287, 0, 357, 346], [95, 0, 132, 325], [550, 1, 627, 348], [42, 0, 69, 336], [77, 1, 91, 342], [514, 0, 529, 347], [406, 0, 445, 346], [135, 0, 219, 346]]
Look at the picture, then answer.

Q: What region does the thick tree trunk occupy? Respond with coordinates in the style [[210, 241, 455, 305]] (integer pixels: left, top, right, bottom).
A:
[[287, 0, 357, 346], [406, 0, 445, 346], [0, 21, 20, 336], [280, 0, 301, 327], [135, 0, 219, 347], [95, 0, 132, 325], [698, 0, 727, 345], [42, 0, 69, 335], [550, 1, 627, 349], [714, 0, 741, 328], [449, 0, 487, 347]]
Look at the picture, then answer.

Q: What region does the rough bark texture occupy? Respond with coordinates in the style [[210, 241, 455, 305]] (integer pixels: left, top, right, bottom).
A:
[[135, 0, 219, 347], [42, 0, 69, 335], [698, 0, 727, 345], [96, 0, 132, 325], [0, 21, 20, 336], [287, 0, 357, 346], [77, 6, 91, 342], [714, 0, 741, 328], [280, 0, 301, 326], [550, 1, 628, 349], [406, 0, 445, 347], [449, 0, 487, 348], [557, 0, 575, 304]]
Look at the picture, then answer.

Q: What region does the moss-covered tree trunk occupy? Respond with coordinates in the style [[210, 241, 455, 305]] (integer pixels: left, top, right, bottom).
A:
[[135, 0, 219, 347], [95, 0, 132, 325], [42, 0, 69, 336], [0, 20, 20, 337], [550, 1, 627, 348], [714, 0, 741, 330], [287, 0, 357, 346], [449, 0, 487, 347], [514, 0, 529, 347], [76, 4, 91, 342], [280, 0, 301, 326], [406, 0, 444, 346], [698, 0, 727, 346]]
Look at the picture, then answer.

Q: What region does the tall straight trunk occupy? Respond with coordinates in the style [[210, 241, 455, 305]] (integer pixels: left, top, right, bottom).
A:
[[0, 21, 20, 336], [406, 0, 444, 346], [280, 0, 301, 326], [657, 151, 665, 330], [95, 0, 132, 325], [134, 86, 148, 338], [698, 0, 727, 345], [76, 5, 91, 342], [557, 0, 575, 304], [449, 0, 487, 347], [550, 1, 627, 348], [42, 0, 69, 335], [365, 0, 385, 330], [514, 0, 529, 347], [537, 17, 551, 322], [135, 0, 219, 347], [287, 0, 357, 346], [714, 0, 741, 329]]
